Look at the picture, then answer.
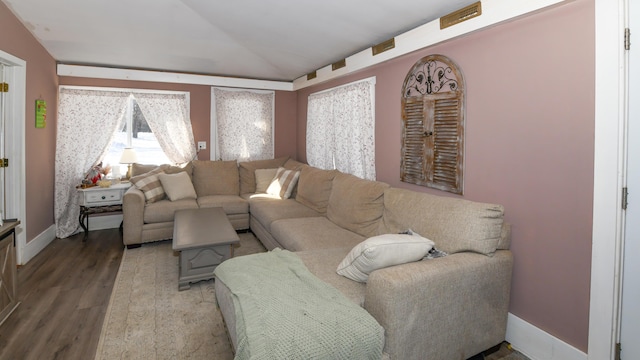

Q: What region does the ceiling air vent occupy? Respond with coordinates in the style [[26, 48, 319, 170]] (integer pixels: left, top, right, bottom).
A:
[[372, 38, 395, 56], [307, 71, 317, 80], [440, 1, 482, 30], [332, 59, 346, 71]]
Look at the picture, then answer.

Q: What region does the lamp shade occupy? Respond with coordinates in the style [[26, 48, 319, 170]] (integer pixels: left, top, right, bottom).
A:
[[119, 148, 138, 164]]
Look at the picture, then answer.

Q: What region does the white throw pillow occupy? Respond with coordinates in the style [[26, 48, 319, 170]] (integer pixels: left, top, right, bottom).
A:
[[158, 171, 197, 201], [266, 167, 300, 199], [254, 168, 278, 193], [336, 233, 435, 283]]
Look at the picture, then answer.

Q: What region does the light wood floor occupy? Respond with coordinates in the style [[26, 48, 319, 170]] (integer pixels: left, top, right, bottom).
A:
[[0, 228, 123, 360], [0, 228, 526, 360]]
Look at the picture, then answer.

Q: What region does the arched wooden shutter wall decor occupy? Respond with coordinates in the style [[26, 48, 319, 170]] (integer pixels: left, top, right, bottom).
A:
[[401, 54, 465, 194]]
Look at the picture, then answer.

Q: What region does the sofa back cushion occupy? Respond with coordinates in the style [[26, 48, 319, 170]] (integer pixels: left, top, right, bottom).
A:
[[377, 188, 505, 256], [238, 157, 288, 194], [295, 165, 338, 214], [131, 163, 158, 177], [192, 160, 239, 196], [164, 162, 194, 181], [283, 158, 305, 171], [327, 173, 389, 238]]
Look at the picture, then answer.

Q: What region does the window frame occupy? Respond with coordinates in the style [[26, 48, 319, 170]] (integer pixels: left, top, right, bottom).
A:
[[306, 76, 376, 180], [210, 87, 275, 161], [59, 85, 190, 172]]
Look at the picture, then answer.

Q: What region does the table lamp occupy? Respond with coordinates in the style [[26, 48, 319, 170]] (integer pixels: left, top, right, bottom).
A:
[[119, 147, 138, 180]]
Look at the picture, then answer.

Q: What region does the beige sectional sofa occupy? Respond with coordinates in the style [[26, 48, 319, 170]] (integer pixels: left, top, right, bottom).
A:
[[122, 157, 513, 359]]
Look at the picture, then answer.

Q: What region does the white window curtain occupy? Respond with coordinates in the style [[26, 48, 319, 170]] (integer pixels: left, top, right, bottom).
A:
[[211, 87, 274, 162], [54, 88, 129, 238], [133, 92, 196, 163], [307, 77, 376, 180]]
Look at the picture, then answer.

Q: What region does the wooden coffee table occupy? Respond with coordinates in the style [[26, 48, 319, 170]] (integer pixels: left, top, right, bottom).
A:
[[172, 207, 240, 291]]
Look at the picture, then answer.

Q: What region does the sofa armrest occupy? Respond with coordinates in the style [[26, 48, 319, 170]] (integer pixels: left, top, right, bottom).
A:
[[123, 186, 145, 246], [364, 250, 513, 360]]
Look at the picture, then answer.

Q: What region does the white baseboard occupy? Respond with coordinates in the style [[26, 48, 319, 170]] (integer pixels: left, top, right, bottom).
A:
[[21, 215, 123, 265], [506, 313, 587, 360], [22, 224, 56, 265]]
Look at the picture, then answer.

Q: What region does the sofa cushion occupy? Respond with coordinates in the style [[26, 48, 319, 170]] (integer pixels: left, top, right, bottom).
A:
[[197, 195, 249, 215], [254, 168, 278, 193], [249, 197, 321, 232], [283, 158, 305, 171], [296, 248, 366, 306], [295, 165, 338, 214], [336, 233, 435, 283], [192, 160, 239, 196], [238, 157, 288, 194], [378, 187, 505, 255], [266, 167, 300, 199], [271, 217, 365, 252], [143, 198, 198, 223], [327, 173, 389, 238], [130, 167, 166, 203], [164, 162, 194, 181], [131, 163, 159, 177], [158, 172, 197, 201]]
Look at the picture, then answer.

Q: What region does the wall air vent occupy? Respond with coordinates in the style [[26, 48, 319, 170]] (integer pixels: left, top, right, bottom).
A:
[[307, 71, 317, 80], [372, 38, 395, 56], [332, 59, 346, 71], [440, 1, 482, 30]]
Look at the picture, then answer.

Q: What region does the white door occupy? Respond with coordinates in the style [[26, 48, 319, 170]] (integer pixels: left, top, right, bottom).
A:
[[0, 50, 25, 264], [621, 3, 640, 358], [0, 63, 5, 218]]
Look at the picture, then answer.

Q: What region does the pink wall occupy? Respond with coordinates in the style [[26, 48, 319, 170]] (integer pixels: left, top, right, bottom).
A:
[[0, 2, 58, 242], [296, 0, 594, 352]]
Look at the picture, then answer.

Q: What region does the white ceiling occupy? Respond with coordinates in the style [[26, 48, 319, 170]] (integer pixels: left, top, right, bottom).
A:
[[2, 0, 476, 82]]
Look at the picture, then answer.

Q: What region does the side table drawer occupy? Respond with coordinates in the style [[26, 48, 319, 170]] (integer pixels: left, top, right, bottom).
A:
[[85, 189, 122, 205]]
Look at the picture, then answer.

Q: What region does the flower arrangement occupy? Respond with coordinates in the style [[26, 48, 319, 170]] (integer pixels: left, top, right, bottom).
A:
[[82, 162, 113, 186]]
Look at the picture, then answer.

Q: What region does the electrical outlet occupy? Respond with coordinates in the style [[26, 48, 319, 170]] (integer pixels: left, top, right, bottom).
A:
[[197, 141, 206, 150]]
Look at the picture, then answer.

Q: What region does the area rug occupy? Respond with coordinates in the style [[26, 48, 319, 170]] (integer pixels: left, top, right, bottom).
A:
[[95, 233, 529, 360], [94, 233, 266, 360]]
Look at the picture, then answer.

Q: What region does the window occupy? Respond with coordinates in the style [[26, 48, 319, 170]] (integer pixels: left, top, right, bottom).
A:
[[401, 55, 465, 194], [103, 96, 170, 176], [211, 87, 274, 162], [306, 77, 376, 180]]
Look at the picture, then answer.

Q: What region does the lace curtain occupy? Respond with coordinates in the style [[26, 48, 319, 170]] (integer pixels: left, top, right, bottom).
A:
[[212, 88, 274, 161], [306, 77, 376, 180], [55, 88, 129, 238], [134, 92, 197, 163]]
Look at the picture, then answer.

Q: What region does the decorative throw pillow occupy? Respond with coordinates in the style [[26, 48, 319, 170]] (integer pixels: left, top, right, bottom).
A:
[[336, 233, 435, 283], [158, 172, 197, 201], [130, 167, 166, 203], [266, 167, 300, 199], [255, 168, 278, 193]]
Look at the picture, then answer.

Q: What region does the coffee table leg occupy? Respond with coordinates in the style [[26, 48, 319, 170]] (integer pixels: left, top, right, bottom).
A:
[[177, 251, 189, 291]]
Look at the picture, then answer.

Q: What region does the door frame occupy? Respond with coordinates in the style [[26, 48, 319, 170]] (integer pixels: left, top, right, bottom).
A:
[[590, 0, 627, 359], [0, 50, 26, 265]]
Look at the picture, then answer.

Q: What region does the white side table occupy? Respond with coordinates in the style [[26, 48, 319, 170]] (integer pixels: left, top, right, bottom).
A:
[[77, 182, 131, 241]]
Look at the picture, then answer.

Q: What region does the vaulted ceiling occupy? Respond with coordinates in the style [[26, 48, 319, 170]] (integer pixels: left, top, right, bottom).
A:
[[2, 0, 476, 81]]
